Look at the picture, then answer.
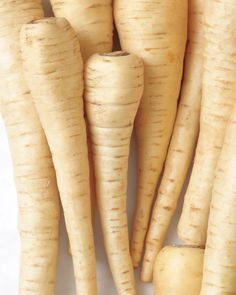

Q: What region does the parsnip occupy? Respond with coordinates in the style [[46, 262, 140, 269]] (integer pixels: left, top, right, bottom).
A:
[[154, 246, 204, 295], [0, 1, 60, 294], [20, 18, 97, 295], [114, 0, 187, 272], [200, 104, 236, 295], [85, 52, 144, 295], [50, 0, 113, 61], [178, 0, 236, 246], [142, 0, 204, 279]]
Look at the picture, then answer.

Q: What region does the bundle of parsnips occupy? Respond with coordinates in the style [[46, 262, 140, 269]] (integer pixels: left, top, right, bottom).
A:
[[1, 0, 236, 294]]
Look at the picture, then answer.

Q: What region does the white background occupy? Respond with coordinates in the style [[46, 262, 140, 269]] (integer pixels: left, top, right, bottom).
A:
[[0, 1, 185, 294]]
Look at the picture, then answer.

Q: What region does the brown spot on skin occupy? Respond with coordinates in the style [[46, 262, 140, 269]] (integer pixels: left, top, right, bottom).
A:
[[163, 206, 172, 211], [168, 178, 175, 183], [168, 51, 175, 63], [100, 51, 129, 57], [190, 206, 201, 212]]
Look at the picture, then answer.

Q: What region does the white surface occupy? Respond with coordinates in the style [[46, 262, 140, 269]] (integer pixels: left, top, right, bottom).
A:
[[0, 1, 184, 294]]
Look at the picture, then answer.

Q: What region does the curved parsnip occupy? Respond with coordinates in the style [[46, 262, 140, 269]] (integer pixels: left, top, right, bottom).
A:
[[85, 52, 144, 295], [154, 246, 204, 295], [178, 0, 236, 246], [50, 0, 113, 61], [200, 105, 236, 295], [0, 1, 60, 294], [142, 0, 204, 279], [114, 0, 187, 271], [20, 18, 97, 295]]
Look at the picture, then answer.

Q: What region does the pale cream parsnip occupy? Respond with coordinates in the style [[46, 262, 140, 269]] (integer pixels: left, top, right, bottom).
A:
[[85, 52, 144, 295], [143, 0, 204, 278], [154, 246, 204, 295], [0, 1, 60, 294], [114, 1, 187, 277], [200, 104, 236, 295], [50, 0, 113, 61], [178, 0, 236, 247], [20, 18, 97, 295]]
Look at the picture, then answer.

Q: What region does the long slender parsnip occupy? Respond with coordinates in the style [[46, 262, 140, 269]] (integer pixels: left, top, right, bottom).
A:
[[142, 0, 204, 280], [154, 246, 204, 295], [0, 1, 60, 294], [20, 18, 97, 295], [200, 104, 236, 295], [114, 0, 187, 269], [178, 0, 236, 246], [50, 0, 113, 61], [85, 52, 144, 295]]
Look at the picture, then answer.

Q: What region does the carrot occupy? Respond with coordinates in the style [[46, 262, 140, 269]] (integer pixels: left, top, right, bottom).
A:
[[50, 0, 113, 61], [154, 246, 204, 295], [0, 1, 60, 294], [20, 18, 97, 294], [142, 0, 204, 280], [178, 0, 236, 247], [84, 52, 144, 295], [200, 104, 236, 295], [114, 0, 187, 270], [49, 0, 114, 218]]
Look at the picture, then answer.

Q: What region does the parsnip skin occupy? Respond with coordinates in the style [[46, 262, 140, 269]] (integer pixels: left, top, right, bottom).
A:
[[0, 2, 60, 294], [200, 107, 236, 295], [154, 246, 204, 295], [85, 52, 144, 295], [50, 0, 113, 61], [142, 0, 204, 280], [178, 0, 236, 247], [21, 18, 97, 295], [114, 0, 187, 271]]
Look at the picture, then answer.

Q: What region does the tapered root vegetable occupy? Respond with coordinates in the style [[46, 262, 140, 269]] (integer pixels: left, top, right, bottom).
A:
[[178, 0, 236, 247], [154, 246, 204, 295], [85, 52, 144, 295], [20, 18, 97, 295], [50, 0, 113, 61], [200, 106, 236, 295], [142, 0, 204, 279], [0, 1, 60, 294], [114, 0, 187, 270]]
